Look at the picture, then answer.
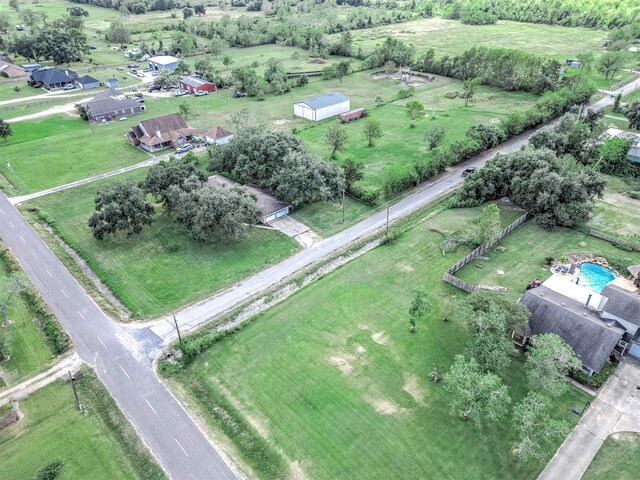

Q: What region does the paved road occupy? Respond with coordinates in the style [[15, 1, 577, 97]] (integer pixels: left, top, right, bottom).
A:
[[0, 195, 236, 480], [539, 358, 640, 480], [1, 77, 637, 479]]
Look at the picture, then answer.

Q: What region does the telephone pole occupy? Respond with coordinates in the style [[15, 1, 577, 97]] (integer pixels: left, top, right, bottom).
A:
[[173, 314, 183, 346], [68, 371, 81, 411]]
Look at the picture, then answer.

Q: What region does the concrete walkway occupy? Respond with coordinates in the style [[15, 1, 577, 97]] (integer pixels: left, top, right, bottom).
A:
[[539, 358, 640, 480], [0, 352, 82, 406]]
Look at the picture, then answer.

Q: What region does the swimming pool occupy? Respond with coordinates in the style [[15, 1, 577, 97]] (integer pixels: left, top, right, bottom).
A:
[[577, 263, 616, 293]]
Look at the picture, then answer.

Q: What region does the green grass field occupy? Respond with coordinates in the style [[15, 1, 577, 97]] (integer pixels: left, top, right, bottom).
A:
[[0, 263, 53, 386], [23, 171, 300, 318], [588, 177, 640, 241], [583, 432, 640, 480], [173, 202, 588, 479], [340, 18, 607, 58], [0, 370, 165, 479], [291, 196, 374, 237], [456, 222, 640, 298], [297, 80, 537, 191]]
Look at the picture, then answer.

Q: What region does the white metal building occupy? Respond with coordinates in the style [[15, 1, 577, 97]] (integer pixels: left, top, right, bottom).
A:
[[293, 92, 350, 121], [148, 55, 180, 73]]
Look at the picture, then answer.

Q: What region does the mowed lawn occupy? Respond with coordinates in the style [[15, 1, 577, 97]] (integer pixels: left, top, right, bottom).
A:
[[179, 203, 588, 479], [342, 18, 607, 57], [24, 172, 300, 318], [0, 116, 149, 194], [297, 81, 537, 191], [0, 373, 165, 479], [588, 176, 640, 240], [0, 262, 53, 385], [456, 222, 640, 299], [583, 432, 640, 480]]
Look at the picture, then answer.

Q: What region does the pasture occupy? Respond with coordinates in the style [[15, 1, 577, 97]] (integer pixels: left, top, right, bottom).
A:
[[173, 202, 589, 479], [23, 171, 300, 318]]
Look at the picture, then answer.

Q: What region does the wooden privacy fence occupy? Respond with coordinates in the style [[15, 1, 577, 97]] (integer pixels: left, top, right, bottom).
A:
[[588, 229, 640, 252], [442, 213, 529, 292]]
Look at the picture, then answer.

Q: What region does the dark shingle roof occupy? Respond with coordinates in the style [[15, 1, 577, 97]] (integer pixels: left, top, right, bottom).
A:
[[206, 175, 290, 218], [520, 286, 624, 373], [85, 95, 140, 118], [31, 68, 77, 85], [139, 113, 188, 136], [77, 75, 99, 85], [295, 92, 349, 110], [601, 284, 640, 327]]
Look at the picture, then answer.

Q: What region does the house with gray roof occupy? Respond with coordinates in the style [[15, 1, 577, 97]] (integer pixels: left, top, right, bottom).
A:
[[77, 75, 101, 90], [294, 92, 350, 121], [207, 175, 291, 224], [520, 286, 626, 375], [29, 67, 77, 89], [84, 88, 144, 122], [600, 284, 640, 357]]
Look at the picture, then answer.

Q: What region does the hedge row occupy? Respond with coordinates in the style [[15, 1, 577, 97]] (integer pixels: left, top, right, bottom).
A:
[[0, 248, 71, 355]]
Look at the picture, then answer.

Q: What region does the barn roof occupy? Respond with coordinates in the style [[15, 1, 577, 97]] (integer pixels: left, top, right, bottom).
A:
[[520, 286, 624, 373], [206, 175, 290, 218], [149, 55, 179, 65], [601, 284, 640, 327], [180, 76, 213, 88], [295, 92, 349, 110]]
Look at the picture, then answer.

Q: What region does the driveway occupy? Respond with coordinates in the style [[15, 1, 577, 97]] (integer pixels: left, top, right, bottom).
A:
[[539, 358, 640, 480]]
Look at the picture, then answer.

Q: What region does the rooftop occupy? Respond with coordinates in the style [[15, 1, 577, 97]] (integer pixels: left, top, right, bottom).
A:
[[149, 55, 179, 65], [206, 175, 290, 218], [295, 92, 349, 110], [180, 76, 213, 88]]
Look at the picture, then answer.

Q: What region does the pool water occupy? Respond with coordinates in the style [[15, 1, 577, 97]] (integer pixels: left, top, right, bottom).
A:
[[577, 263, 616, 293]]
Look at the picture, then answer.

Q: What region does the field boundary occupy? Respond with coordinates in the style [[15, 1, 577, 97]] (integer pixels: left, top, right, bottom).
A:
[[442, 212, 529, 292], [588, 229, 640, 252]]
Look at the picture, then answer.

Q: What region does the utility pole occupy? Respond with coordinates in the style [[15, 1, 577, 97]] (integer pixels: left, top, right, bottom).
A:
[[386, 207, 390, 239], [173, 314, 183, 346], [341, 189, 345, 224], [68, 371, 81, 411]]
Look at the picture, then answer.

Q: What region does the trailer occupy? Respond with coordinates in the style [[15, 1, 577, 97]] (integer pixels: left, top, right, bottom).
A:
[[339, 108, 367, 122]]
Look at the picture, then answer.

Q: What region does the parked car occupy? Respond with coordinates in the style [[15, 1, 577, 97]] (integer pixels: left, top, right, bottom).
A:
[[130, 69, 138, 74], [134, 92, 144, 98], [119, 116, 128, 121], [132, 63, 140, 68], [173, 90, 189, 97], [194, 91, 208, 97], [152, 71, 159, 76], [233, 91, 246, 98], [89, 45, 98, 50], [116, 66, 125, 70], [136, 73, 145, 78], [63, 84, 76, 91], [462, 167, 477, 177], [127, 64, 136, 68], [147, 85, 160, 92], [175, 144, 193, 154], [136, 99, 145, 104]]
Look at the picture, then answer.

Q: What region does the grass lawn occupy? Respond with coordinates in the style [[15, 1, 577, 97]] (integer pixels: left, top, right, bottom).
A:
[[587, 176, 640, 241], [0, 116, 149, 194], [297, 80, 537, 192], [340, 18, 607, 58], [583, 432, 640, 480], [23, 171, 300, 318], [0, 263, 53, 386], [456, 222, 640, 300], [172, 202, 588, 479], [0, 370, 165, 479], [291, 196, 374, 238]]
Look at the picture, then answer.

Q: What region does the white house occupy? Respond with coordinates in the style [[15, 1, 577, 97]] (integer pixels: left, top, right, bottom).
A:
[[293, 92, 350, 121], [148, 55, 180, 73]]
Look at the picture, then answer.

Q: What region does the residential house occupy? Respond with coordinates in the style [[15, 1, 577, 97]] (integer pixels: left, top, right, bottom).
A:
[[29, 68, 77, 89], [600, 284, 640, 358], [600, 127, 640, 164], [202, 126, 233, 146], [106, 77, 119, 88], [294, 93, 350, 121], [84, 88, 145, 122], [179, 76, 217, 94], [0, 56, 25, 78], [127, 113, 193, 152], [148, 55, 179, 73], [77, 75, 101, 90], [520, 285, 625, 375], [206, 175, 291, 224]]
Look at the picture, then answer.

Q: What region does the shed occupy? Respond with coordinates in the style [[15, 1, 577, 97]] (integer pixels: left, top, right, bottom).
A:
[[201, 126, 233, 146], [179, 76, 217, 94], [206, 175, 291, 224], [22, 63, 41, 72], [294, 92, 350, 121], [340, 108, 366, 122], [148, 55, 180, 73], [106, 77, 119, 88], [520, 286, 625, 375], [77, 75, 101, 90]]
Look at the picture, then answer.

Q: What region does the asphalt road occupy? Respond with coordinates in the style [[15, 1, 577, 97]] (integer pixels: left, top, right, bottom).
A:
[[0, 78, 637, 479], [0, 195, 236, 480]]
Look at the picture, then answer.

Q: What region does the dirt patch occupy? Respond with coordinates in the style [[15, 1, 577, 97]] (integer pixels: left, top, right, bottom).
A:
[[403, 373, 425, 404], [354, 343, 366, 354], [328, 354, 355, 375], [289, 461, 307, 480], [372, 69, 435, 87], [367, 397, 407, 415], [371, 332, 388, 345]]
